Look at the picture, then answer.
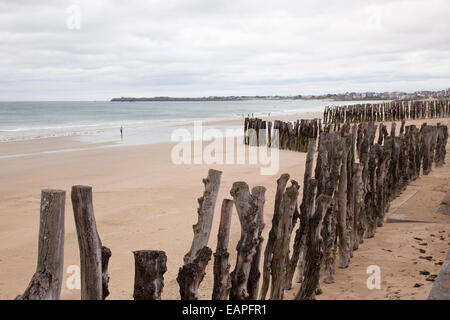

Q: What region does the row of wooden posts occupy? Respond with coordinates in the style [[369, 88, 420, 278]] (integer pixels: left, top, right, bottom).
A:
[[16, 121, 448, 300], [323, 99, 450, 125], [292, 121, 449, 299], [244, 117, 321, 152]]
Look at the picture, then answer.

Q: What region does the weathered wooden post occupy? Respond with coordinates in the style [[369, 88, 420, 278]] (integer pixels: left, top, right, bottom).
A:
[[184, 169, 222, 264], [421, 125, 433, 175], [268, 121, 272, 148], [229, 182, 260, 300], [321, 133, 344, 284], [378, 123, 387, 145], [16, 190, 65, 300], [390, 122, 396, 138], [259, 174, 290, 300], [346, 125, 356, 258], [375, 145, 389, 228], [178, 169, 222, 300], [244, 117, 249, 145], [365, 147, 378, 238], [248, 187, 266, 300], [212, 199, 233, 300], [248, 121, 258, 147], [260, 121, 267, 146], [270, 181, 299, 300], [72, 185, 108, 300], [294, 194, 332, 300], [337, 134, 351, 268], [435, 124, 448, 167], [177, 247, 212, 300], [101, 246, 112, 299], [133, 250, 167, 300], [272, 121, 280, 149], [286, 138, 316, 289]]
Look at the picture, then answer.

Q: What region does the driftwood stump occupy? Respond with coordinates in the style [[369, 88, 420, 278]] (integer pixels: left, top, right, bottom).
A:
[[16, 190, 65, 300], [133, 250, 167, 300]]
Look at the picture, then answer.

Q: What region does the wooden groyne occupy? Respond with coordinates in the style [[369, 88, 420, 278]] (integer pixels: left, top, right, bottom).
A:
[[16, 119, 448, 300], [323, 99, 450, 125], [244, 117, 321, 152]]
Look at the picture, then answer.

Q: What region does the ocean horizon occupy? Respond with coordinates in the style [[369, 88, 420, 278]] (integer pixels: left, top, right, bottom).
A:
[[0, 100, 385, 154]]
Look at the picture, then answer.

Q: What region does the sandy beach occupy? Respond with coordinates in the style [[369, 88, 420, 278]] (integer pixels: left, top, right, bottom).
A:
[[0, 116, 449, 300]]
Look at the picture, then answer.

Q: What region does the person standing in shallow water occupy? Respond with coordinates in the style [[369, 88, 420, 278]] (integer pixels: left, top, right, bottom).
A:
[[120, 126, 123, 139]]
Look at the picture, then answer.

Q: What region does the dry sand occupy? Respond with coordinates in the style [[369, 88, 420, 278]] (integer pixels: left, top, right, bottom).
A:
[[0, 116, 449, 300]]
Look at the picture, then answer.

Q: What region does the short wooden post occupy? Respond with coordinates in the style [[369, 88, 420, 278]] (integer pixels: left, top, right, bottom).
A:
[[177, 247, 212, 300], [101, 246, 112, 299], [133, 250, 167, 300], [16, 189, 65, 300]]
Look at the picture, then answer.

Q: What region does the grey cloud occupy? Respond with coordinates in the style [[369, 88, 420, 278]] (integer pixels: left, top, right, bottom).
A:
[[0, 0, 449, 100]]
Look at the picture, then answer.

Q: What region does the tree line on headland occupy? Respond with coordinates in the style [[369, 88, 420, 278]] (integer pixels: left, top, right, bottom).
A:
[[110, 88, 450, 102]]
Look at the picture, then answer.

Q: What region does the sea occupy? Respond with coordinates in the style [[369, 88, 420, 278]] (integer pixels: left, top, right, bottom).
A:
[[0, 100, 369, 151]]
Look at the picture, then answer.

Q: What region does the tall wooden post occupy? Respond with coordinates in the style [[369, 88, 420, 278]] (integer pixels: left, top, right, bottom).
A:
[[212, 199, 233, 300], [16, 190, 65, 300], [184, 169, 222, 264], [294, 194, 332, 300], [248, 187, 266, 300], [286, 138, 316, 289], [270, 181, 299, 300], [259, 174, 290, 300], [178, 169, 222, 300], [71, 185, 104, 300], [229, 182, 260, 300]]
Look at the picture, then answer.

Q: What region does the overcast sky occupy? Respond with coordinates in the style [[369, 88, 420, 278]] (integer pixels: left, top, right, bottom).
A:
[[1, 0, 449, 100]]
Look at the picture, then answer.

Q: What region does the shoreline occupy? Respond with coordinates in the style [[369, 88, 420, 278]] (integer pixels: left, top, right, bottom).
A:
[[0, 111, 324, 159]]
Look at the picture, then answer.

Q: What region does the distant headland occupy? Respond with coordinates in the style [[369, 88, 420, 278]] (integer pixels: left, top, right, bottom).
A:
[[111, 88, 450, 102]]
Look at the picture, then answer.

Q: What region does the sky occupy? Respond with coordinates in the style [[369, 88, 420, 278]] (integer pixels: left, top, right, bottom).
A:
[[1, 0, 450, 100]]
